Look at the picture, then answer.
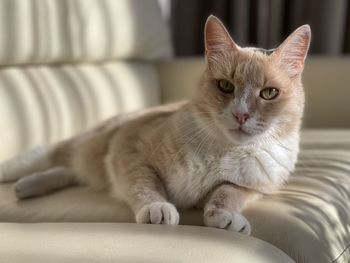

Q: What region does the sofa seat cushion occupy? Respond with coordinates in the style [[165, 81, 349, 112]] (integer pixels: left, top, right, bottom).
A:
[[0, 130, 350, 263], [0, 223, 293, 263], [245, 130, 350, 263]]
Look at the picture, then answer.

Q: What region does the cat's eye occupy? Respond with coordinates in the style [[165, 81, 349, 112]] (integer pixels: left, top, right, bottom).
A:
[[260, 87, 279, 100], [217, 79, 235, 94]]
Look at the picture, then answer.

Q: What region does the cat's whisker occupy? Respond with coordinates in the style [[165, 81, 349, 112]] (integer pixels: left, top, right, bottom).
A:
[[146, 115, 216, 160], [191, 123, 217, 163]]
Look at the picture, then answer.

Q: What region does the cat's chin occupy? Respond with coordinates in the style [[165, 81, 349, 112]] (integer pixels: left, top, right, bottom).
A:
[[227, 128, 256, 144]]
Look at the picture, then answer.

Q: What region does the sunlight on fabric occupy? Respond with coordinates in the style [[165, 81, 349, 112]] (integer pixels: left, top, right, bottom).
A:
[[70, 0, 135, 59], [0, 85, 23, 160], [0, 223, 293, 262], [103, 63, 160, 113], [0, 70, 48, 159], [0, 0, 171, 65], [0, 62, 160, 161], [74, 65, 122, 120], [36, 67, 80, 141]]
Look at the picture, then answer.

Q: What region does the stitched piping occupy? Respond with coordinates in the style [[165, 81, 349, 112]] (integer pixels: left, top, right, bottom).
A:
[[330, 241, 350, 263]]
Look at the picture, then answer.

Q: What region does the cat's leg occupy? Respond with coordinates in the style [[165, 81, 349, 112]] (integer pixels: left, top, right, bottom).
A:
[[109, 165, 179, 226], [0, 146, 52, 183], [14, 166, 77, 199], [130, 175, 179, 225], [203, 183, 258, 235], [0, 137, 74, 184]]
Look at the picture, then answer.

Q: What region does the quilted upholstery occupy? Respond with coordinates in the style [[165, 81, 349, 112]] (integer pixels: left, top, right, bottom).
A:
[[0, 62, 160, 160], [0, 0, 172, 65], [0, 0, 170, 160]]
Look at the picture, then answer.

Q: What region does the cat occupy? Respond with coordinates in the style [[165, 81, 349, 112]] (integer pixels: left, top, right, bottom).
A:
[[0, 15, 311, 235]]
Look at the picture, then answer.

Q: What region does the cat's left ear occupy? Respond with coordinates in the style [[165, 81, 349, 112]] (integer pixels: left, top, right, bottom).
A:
[[272, 25, 311, 78], [204, 15, 239, 53]]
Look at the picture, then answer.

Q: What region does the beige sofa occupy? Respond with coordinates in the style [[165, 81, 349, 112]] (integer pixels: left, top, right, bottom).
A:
[[0, 1, 350, 262]]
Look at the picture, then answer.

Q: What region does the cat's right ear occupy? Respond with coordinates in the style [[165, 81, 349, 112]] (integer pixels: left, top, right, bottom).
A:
[[204, 15, 238, 53], [272, 25, 311, 78]]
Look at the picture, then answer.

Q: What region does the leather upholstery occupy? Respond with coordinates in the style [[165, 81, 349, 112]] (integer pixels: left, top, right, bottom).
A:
[[0, 61, 160, 160], [0, 0, 172, 65], [0, 223, 293, 263]]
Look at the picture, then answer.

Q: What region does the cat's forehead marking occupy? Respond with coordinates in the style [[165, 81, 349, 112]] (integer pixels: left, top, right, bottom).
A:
[[233, 56, 265, 87]]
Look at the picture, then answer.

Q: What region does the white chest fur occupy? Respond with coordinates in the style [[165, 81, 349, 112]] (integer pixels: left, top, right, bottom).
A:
[[168, 133, 299, 208]]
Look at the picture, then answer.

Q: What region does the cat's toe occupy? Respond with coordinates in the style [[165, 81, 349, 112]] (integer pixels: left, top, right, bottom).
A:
[[161, 202, 180, 225], [204, 208, 232, 229], [204, 208, 251, 235], [136, 201, 179, 225], [228, 212, 251, 235]]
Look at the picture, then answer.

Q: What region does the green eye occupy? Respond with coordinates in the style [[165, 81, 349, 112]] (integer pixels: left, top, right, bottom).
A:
[[260, 87, 279, 100], [218, 80, 235, 93]]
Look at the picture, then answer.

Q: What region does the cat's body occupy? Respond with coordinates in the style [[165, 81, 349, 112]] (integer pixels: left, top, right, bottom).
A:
[[0, 16, 311, 235]]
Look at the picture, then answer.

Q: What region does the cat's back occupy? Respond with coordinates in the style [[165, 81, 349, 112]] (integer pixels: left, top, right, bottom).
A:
[[107, 100, 188, 142], [65, 101, 188, 186], [71, 100, 188, 145]]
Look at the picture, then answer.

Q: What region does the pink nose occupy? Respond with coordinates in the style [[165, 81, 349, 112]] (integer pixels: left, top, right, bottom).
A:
[[233, 112, 250, 125]]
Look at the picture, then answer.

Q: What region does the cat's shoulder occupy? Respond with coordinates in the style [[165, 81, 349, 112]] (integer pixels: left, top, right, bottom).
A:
[[93, 101, 188, 132], [121, 100, 189, 127]]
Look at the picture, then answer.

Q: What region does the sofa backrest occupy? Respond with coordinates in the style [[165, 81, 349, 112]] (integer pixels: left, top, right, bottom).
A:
[[0, 0, 172, 160], [0, 0, 172, 65]]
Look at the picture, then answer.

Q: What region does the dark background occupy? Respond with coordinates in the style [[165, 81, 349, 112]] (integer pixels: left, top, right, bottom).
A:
[[169, 0, 350, 56]]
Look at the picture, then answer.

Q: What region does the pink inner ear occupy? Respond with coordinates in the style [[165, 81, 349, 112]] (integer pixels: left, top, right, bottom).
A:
[[275, 25, 311, 78], [205, 16, 237, 52], [280, 55, 305, 78]]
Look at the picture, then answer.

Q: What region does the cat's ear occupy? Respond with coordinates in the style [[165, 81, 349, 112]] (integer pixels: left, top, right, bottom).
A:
[[204, 15, 238, 53], [273, 25, 311, 78]]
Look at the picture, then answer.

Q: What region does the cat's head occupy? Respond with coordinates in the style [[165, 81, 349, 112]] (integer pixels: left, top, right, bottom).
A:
[[192, 15, 311, 145]]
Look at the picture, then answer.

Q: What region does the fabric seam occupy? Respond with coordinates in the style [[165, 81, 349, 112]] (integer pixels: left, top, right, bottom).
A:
[[330, 241, 350, 263]]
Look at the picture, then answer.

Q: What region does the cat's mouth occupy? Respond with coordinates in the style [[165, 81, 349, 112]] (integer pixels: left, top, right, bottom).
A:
[[229, 127, 251, 136]]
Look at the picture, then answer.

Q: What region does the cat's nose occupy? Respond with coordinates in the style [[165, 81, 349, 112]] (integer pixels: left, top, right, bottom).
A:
[[233, 112, 250, 125]]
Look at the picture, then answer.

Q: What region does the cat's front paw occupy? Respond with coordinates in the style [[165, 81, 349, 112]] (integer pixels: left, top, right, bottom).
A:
[[135, 201, 180, 225], [204, 208, 251, 235]]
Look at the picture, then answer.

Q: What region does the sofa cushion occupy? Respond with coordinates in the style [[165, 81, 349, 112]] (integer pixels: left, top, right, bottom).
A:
[[0, 223, 293, 263], [0, 0, 172, 65], [245, 130, 350, 263], [0, 62, 160, 160], [0, 130, 349, 263]]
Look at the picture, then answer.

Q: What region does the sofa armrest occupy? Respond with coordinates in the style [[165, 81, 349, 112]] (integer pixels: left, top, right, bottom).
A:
[[156, 56, 350, 128]]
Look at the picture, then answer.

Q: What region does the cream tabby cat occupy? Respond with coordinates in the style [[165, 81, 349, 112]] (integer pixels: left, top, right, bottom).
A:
[[0, 16, 311, 235]]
